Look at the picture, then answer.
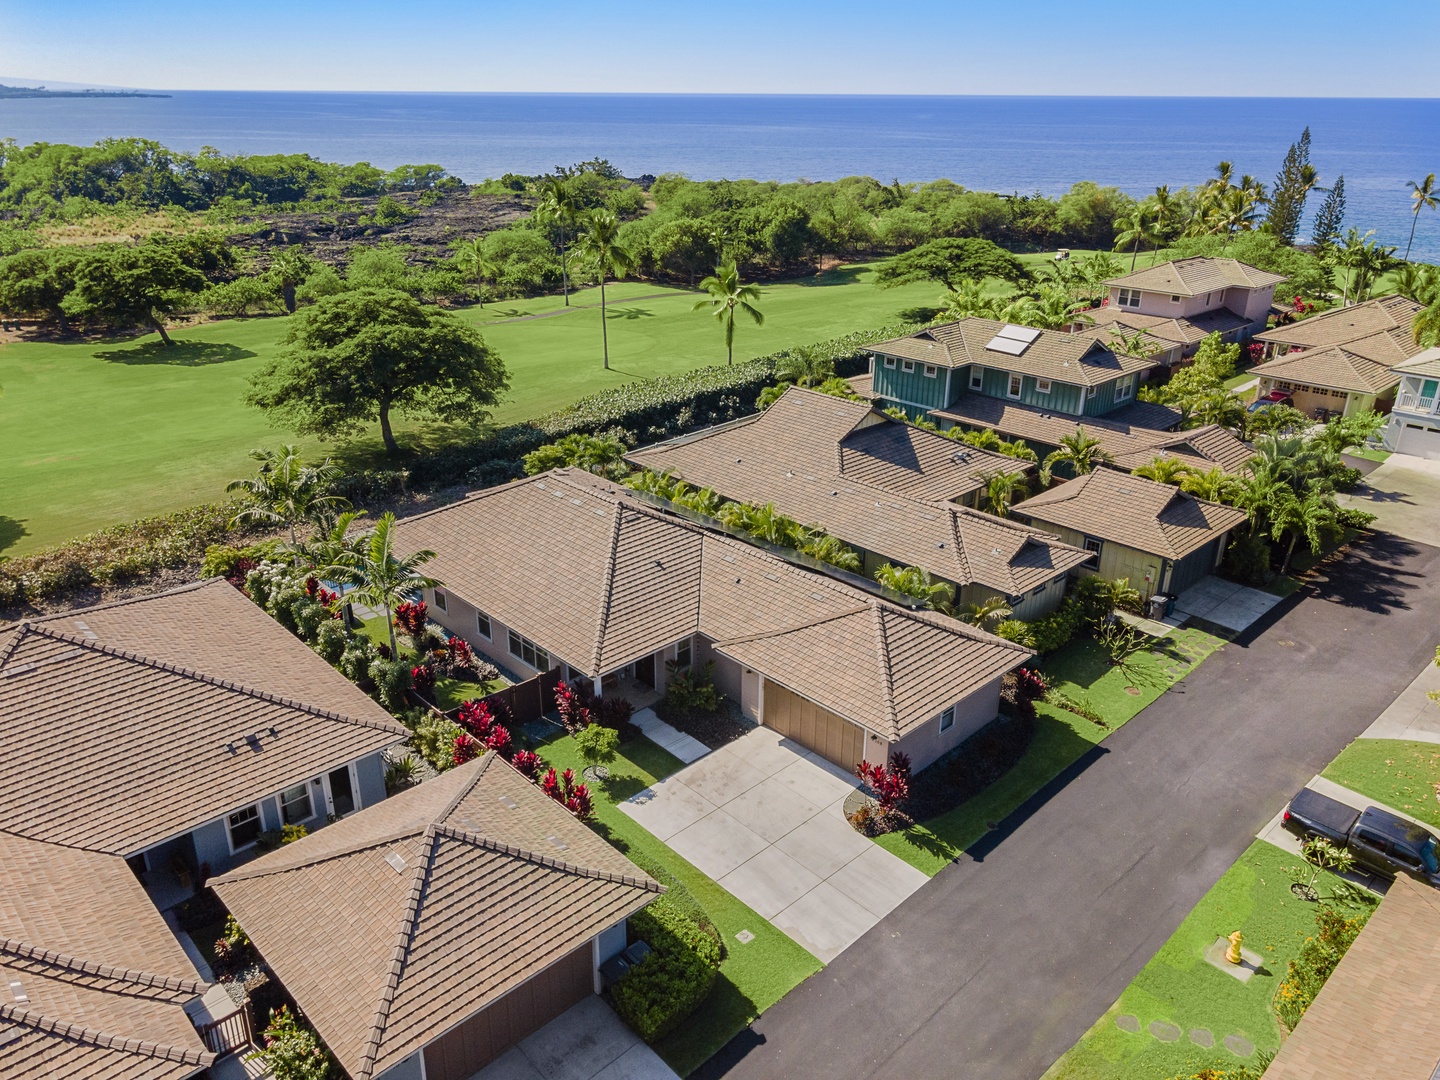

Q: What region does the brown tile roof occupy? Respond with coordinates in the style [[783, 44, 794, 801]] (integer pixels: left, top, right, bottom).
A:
[[0, 614, 407, 856], [1250, 345, 1406, 395], [1264, 875, 1440, 1080], [1084, 304, 1253, 346], [1014, 467, 1246, 559], [933, 395, 1253, 475], [870, 318, 1158, 386], [1255, 295, 1424, 351], [212, 755, 661, 1080], [396, 470, 1032, 738], [0, 832, 211, 1080], [1104, 257, 1286, 295], [846, 372, 875, 399], [1395, 347, 1440, 379], [626, 388, 1090, 594]]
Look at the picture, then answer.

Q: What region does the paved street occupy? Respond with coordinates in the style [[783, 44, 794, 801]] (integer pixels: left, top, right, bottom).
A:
[[698, 532, 1440, 1080]]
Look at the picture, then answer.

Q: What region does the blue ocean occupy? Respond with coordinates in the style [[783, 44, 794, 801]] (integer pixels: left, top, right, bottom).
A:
[[2, 92, 1437, 260]]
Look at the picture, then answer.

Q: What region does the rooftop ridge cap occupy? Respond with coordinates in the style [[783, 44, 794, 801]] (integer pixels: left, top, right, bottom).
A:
[[395, 470, 546, 525], [0, 939, 209, 996], [209, 825, 431, 884], [708, 604, 872, 649], [0, 1002, 216, 1066], [0, 621, 31, 670], [15, 625, 406, 738], [870, 603, 901, 741], [428, 823, 666, 894], [357, 827, 439, 1080], [946, 505, 975, 586], [589, 503, 627, 676]]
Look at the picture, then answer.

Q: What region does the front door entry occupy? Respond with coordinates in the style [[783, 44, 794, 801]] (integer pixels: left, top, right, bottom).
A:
[[635, 654, 656, 688], [326, 766, 356, 817]]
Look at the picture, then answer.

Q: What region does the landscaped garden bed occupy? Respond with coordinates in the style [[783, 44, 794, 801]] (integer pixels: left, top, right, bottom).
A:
[[653, 660, 752, 750]]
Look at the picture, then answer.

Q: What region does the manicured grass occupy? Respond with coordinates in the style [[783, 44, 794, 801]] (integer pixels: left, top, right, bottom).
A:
[[431, 675, 505, 710], [1042, 841, 1375, 1080], [0, 251, 1081, 555], [1322, 738, 1440, 830], [538, 732, 821, 1076], [875, 628, 1223, 876], [1344, 446, 1390, 463]]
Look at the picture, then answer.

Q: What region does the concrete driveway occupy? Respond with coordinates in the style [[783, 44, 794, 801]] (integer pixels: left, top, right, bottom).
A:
[[620, 727, 928, 962], [474, 996, 676, 1080], [1340, 453, 1440, 547], [1172, 575, 1282, 634]]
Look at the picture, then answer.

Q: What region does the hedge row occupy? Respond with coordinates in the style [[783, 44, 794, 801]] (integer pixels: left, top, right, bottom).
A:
[[609, 901, 723, 1044]]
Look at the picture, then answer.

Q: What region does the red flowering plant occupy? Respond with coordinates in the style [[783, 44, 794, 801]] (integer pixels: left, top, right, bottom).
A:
[[443, 635, 478, 678], [1013, 667, 1048, 702], [511, 749, 541, 780], [853, 752, 912, 834], [303, 576, 320, 598], [485, 724, 512, 757], [452, 733, 481, 766], [410, 663, 436, 697], [393, 600, 428, 640], [554, 681, 593, 733], [456, 699, 494, 738]]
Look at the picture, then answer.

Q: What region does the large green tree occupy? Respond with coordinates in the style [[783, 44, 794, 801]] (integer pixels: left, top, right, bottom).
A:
[[1263, 127, 1317, 243], [247, 288, 508, 457], [694, 260, 764, 365], [64, 242, 206, 345], [0, 247, 82, 332], [872, 237, 1029, 292], [572, 209, 635, 370]]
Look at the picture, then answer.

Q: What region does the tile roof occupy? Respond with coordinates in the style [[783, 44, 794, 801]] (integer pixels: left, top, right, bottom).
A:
[[627, 387, 1091, 595], [1014, 467, 1247, 559], [1084, 304, 1253, 346], [0, 831, 211, 1080], [396, 470, 1032, 738], [869, 318, 1159, 386], [1264, 874, 1440, 1080], [933, 395, 1253, 475], [1250, 345, 1406, 395], [212, 755, 661, 1080], [1395, 347, 1440, 379], [1104, 257, 1286, 295], [0, 590, 408, 856], [1255, 295, 1424, 351]]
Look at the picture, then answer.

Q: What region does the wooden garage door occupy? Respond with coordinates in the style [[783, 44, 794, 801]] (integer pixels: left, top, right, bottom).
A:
[[763, 679, 867, 771], [422, 943, 593, 1080]]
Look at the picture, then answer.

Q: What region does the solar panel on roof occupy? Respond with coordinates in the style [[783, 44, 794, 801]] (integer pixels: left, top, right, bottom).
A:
[[995, 324, 1042, 343], [985, 335, 1030, 356]]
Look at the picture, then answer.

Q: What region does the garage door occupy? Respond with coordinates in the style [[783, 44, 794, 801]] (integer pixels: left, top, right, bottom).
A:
[[1396, 422, 1440, 461], [422, 942, 594, 1080], [763, 679, 867, 771]]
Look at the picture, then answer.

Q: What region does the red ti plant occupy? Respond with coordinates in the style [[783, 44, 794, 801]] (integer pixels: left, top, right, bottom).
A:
[[856, 752, 912, 815], [541, 767, 561, 800], [485, 724, 513, 757], [393, 600, 428, 639], [554, 681, 592, 733], [445, 635, 476, 676], [566, 783, 593, 821], [511, 749, 541, 781], [410, 663, 436, 697], [537, 766, 592, 820], [1013, 667, 1048, 702], [304, 576, 320, 598], [456, 700, 494, 738], [453, 733, 481, 766]]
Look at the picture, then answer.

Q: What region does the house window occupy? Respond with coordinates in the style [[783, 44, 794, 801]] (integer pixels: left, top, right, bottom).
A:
[[508, 630, 549, 671], [280, 783, 313, 825], [1115, 375, 1135, 402], [1035, 378, 1052, 394], [1031, 585, 1047, 597], [902, 360, 916, 373], [1170, 295, 1181, 304], [226, 805, 262, 852], [939, 706, 955, 733], [1084, 537, 1103, 555], [1007, 373, 1023, 398], [923, 364, 938, 378], [883, 357, 897, 369], [1086, 385, 1097, 399], [432, 588, 447, 612], [970, 367, 984, 390], [1117, 288, 1141, 308], [675, 637, 693, 669], [475, 610, 492, 639]]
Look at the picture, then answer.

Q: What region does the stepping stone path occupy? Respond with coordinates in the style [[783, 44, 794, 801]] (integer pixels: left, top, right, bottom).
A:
[[1225, 1034, 1256, 1058], [1115, 1016, 1251, 1058], [1149, 1021, 1181, 1042], [1189, 1029, 1214, 1048], [1115, 1015, 1141, 1033]]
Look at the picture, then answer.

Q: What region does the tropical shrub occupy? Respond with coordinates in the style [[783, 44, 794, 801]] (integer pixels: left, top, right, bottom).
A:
[[554, 680, 592, 732], [1274, 905, 1370, 1030], [369, 658, 413, 713], [383, 754, 421, 794], [665, 660, 722, 714], [412, 715, 465, 772], [539, 767, 594, 820], [1027, 598, 1084, 654], [1222, 531, 1272, 586], [591, 695, 636, 734], [410, 662, 437, 697], [1335, 507, 1377, 531], [393, 599, 428, 639], [339, 638, 378, 692], [993, 619, 1037, 648], [610, 903, 721, 1044], [313, 619, 348, 664], [255, 824, 308, 851], [574, 722, 619, 772], [247, 1005, 338, 1080], [851, 752, 912, 835]]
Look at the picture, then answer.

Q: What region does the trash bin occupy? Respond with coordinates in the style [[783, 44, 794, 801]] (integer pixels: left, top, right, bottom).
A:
[[1146, 594, 1171, 620]]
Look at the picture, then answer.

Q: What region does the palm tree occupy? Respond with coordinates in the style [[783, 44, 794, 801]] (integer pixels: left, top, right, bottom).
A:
[[1001, 287, 1091, 331], [775, 344, 833, 387], [226, 445, 350, 549], [321, 512, 438, 656], [1042, 430, 1114, 484], [1394, 262, 1439, 304], [572, 209, 636, 370], [534, 174, 579, 305], [1189, 387, 1247, 431], [1180, 466, 1239, 503], [451, 237, 493, 308], [1268, 485, 1340, 573], [270, 247, 313, 314], [873, 562, 955, 612], [1414, 295, 1440, 348], [980, 469, 1027, 518], [1113, 205, 1164, 271], [939, 276, 1001, 320], [1132, 457, 1192, 485], [694, 260, 764, 365], [1149, 185, 1180, 246], [799, 532, 861, 573], [956, 595, 1012, 631], [1339, 228, 1397, 304], [1404, 174, 1438, 262]]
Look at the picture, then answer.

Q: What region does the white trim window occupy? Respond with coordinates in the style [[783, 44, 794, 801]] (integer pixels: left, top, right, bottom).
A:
[[1086, 384, 1098, 399], [923, 364, 938, 379], [475, 610, 492, 639], [675, 636, 693, 669], [226, 805, 262, 852], [970, 367, 984, 391], [939, 706, 955, 733], [1170, 294, 1182, 304], [508, 630, 549, 671], [1117, 288, 1141, 308], [901, 359, 916, 373], [883, 356, 897, 369], [280, 783, 313, 825], [1035, 378, 1052, 395], [1115, 374, 1135, 402], [432, 588, 447, 612], [1007, 373, 1023, 399]]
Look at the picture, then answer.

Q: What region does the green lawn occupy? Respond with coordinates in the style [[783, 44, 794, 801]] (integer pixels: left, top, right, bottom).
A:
[[1041, 841, 1376, 1080], [0, 251, 1081, 556], [537, 732, 821, 1076], [875, 628, 1223, 876], [1344, 446, 1390, 463], [1322, 738, 1440, 830]]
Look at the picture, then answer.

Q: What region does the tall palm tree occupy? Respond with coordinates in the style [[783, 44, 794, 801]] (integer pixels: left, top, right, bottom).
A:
[[451, 238, 493, 308], [1042, 430, 1114, 484], [1339, 228, 1397, 304], [572, 209, 635, 370], [534, 174, 579, 305], [1132, 457, 1192, 486], [1404, 174, 1438, 263], [1113, 205, 1164, 271], [694, 260, 764, 366], [873, 563, 955, 612], [270, 247, 313, 314], [1268, 485, 1340, 574], [226, 445, 350, 549], [980, 469, 1027, 518], [321, 512, 438, 656]]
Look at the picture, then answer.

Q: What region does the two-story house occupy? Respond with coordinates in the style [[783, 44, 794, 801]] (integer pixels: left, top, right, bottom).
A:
[[1090, 257, 1286, 354], [1382, 347, 1440, 458], [863, 318, 1252, 475]]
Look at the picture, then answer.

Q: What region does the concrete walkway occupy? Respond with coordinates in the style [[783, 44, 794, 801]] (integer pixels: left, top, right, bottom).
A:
[[1172, 575, 1282, 634], [473, 996, 676, 1080], [1339, 452, 1440, 548], [1358, 654, 1440, 743], [631, 708, 710, 764], [621, 727, 928, 962]]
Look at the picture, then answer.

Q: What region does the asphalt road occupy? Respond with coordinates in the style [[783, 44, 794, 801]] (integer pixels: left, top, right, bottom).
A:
[[700, 532, 1440, 1080]]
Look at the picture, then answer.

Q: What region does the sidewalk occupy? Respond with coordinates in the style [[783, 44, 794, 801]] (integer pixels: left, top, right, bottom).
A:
[[1358, 656, 1440, 744]]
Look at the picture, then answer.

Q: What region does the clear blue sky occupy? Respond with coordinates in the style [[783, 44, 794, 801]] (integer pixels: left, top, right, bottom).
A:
[[3, 0, 1437, 97]]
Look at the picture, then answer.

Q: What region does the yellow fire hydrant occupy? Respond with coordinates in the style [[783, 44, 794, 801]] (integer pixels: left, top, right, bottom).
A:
[[1224, 931, 1244, 965]]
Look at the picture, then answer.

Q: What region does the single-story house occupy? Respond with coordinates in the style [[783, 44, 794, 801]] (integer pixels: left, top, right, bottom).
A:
[[627, 386, 1094, 619], [0, 578, 408, 905], [1251, 295, 1428, 419], [0, 829, 215, 1079], [1263, 874, 1440, 1080], [1383, 347, 1440, 458], [397, 469, 1033, 773], [1012, 467, 1247, 601], [1101, 257, 1285, 349], [213, 752, 663, 1080]]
